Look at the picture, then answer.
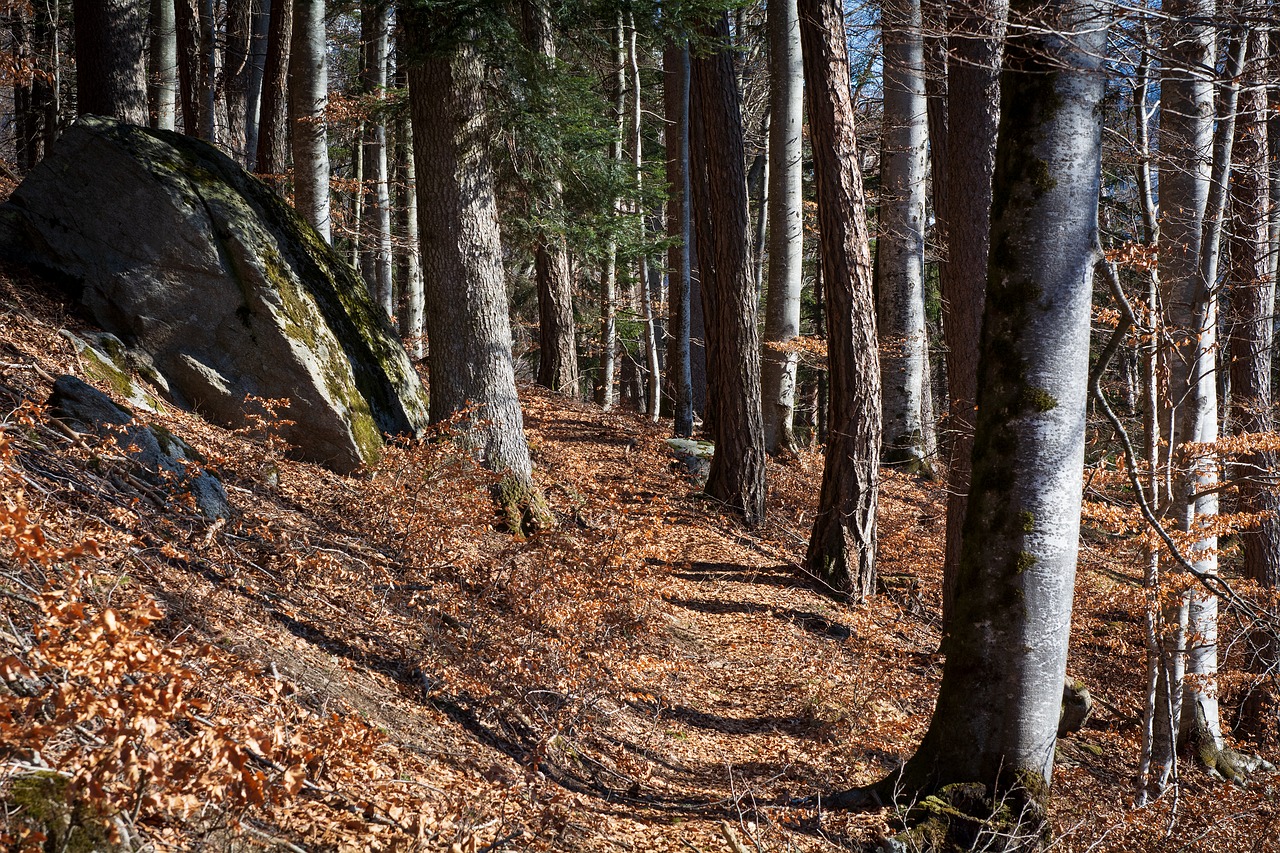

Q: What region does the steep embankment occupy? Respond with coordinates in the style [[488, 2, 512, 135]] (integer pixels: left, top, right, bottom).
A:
[[0, 267, 1276, 851]]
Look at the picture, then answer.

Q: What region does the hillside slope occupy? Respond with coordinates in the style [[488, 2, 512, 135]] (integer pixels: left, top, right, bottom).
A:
[[0, 267, 1276, 852]]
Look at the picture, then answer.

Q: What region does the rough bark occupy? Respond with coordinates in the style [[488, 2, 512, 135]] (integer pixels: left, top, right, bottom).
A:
[[225, 0, 252, 161], [629, 11, 660, 421], [149, 0, 178, 130], [405, 32, 537, 491], [877, 0, 930, 473], [689, 12, 768, 528], [244, 0, 270, 168], [936, 0, 1008, 632], [255, 0, 291, 175], [73, 0, 148, 125], [597, 13, 625, 410], [360, 0, 394, 315], [1227, 23, 1279, 740], [288, 0, 331, 241], [521, 0, 578, 396], [664, 40, 694, 437], [394, 99, 425, 360], [761, 0, 804, 455], [799, 0, 880, 597], [837, 0, 1104, 827]]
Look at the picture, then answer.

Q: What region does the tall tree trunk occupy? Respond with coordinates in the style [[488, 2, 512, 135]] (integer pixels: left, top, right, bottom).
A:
[[255, 0, 291, 175], [664, 40, 694, 437], [198, 0, 216, 141], [689, 11, 767, 528], [360, 0, 393, 315], [225, 0, 252, 161], [1151, 0, 1220, 793], [522, 0, 578, 396], [627, 10, 660, 422], [877, 0, 930, 474], [244, 0, 270, 168], [1227, 21, 1279, 742], [936, 0, 1008, 633], [761, 0, 804, 455], [799, 0, 880, 597], [405, 27, 540, 514], [149, 0, 178, 130], [11, 7, 57, 170], [73, 0, 148, 125], [837, 0, 1104, 825], [289, 0, 331, 241], [597, 12, 625, 410], [394, 109, 425, 360], [175, 0, 200, 133]]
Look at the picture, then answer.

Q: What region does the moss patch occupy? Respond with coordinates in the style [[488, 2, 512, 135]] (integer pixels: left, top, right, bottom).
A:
[[8, 772, 118, 853]]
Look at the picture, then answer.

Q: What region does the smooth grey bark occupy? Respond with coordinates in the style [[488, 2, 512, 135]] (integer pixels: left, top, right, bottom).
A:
[[255, 0, 290, 175], [799, 0, 880, 597], [394, 105, 425, 361], [73, 0, 148, 125], [760, 0, 804, 455], [665, 40, 694, 438], [837, 0, 1104, 818], [628, 10, 660, 421], [934, 0, 1008, 633], [1151, 0, 1220, 794], [244, 0, 270, 168], [288, 0, 331, 241], [521, 0, 578, 396], [877, 0, 930, 473], [690, 11, 768, 527], [149, 0, 177, 130], [406, 35, 535, 483], [360, 0, 393, 315]]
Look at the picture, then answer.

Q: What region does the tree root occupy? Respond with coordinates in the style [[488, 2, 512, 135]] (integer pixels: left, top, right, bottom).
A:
[[495, 474, 554, 537]]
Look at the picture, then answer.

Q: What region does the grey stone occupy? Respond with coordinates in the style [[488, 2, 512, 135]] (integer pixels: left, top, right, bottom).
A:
[[1058, 678, 1093, 737], [2, 115, 429, 472], [48, 375, 231, 519]]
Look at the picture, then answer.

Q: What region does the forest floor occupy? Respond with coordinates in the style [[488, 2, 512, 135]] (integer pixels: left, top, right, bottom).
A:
[[1, 264, 1278, 852]]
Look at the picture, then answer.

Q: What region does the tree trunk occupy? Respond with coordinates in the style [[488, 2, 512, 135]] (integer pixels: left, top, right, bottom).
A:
[[394, 99, 425, 360], [1227, 22, 1279, 741], [225, 0, 252, 161], [198, 0, 216, 142], [799, 0, 880, 597], [521, 0, 578, 396], [936, 0, 1008, 633], [689, 11, 767, 528], [664, 39, 694, 437], [406, 29, 538, 498], [360, 0, 393, 315], [149, 0, 178, 130], [1150, 0, 1221, 793], [73, 0, 148, 125], [597, 12, 625, 410], [626, 11, 660, 422], [244, 0, 270, 168], [839, 0, 1104, 827], [760, 0, 804, 455], [877, 0, 930, 474], [255, 0, 291, 175], [289, 0, 331, 241]]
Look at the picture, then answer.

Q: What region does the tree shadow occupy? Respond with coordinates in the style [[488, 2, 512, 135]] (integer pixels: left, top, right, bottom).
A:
[[666, 596, 855, 642]]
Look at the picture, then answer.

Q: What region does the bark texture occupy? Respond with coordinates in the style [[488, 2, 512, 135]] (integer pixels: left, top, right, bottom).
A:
[[255, 0, 291, 175], [359, 0, 393, 315], [689, 12, 767, 528], [149, 0, 178, 130], [664, 41, 694, 437], [406, 35, 535, 484], [73, 0, 148, 125], [848, 0, 1104, 822], [288, 0, 330, 241], [761, 0, 804, 455], [799, 0, 880, 597]]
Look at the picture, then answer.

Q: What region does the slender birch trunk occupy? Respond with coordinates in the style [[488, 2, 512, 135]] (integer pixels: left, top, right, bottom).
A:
[[625, 10, 660, 422], [597, 12, 625, 410], [360, 0, 393, 315], [289, 0, 331, 241], [244, 0, 270, 168], [665, 39, 694, 437]]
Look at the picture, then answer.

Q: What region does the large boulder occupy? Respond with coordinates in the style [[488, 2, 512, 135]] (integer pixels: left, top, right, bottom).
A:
[[0, 115, 428, 472]]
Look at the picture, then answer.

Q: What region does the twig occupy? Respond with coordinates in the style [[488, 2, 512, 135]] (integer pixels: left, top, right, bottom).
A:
[[719, 821, 750, 853]]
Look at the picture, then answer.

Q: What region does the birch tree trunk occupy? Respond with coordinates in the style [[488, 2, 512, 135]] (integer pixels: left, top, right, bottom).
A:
[[799, 0, 880, 597], [835, 0, 1104, 829], [522, 0, 578, 397], [877, 0, 930, 473], [628, 11, 660, 422], [289, 0, 331, 241], [936, 0, 1008, 632], [244, 0, 270, 168], [405, 27, 540, 515], [690, 11, 767, 528], [664, 39, 694, 437], [597, 13, 625, 410], [760, 0, 804, 455], [255, 0, 291, 175], [149, 0, 178, 130], [360, 0, 393, 315], [73, 0, 148, 125], [394, 111, 425, 361]]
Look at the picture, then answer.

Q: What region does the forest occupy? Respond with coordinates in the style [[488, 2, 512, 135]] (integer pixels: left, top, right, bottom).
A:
[[0, 0, 1278, 850]]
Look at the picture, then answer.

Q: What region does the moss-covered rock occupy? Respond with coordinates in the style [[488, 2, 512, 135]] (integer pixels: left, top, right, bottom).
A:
[[7, 772, 119, 853], [0, 115, 429, 473]]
